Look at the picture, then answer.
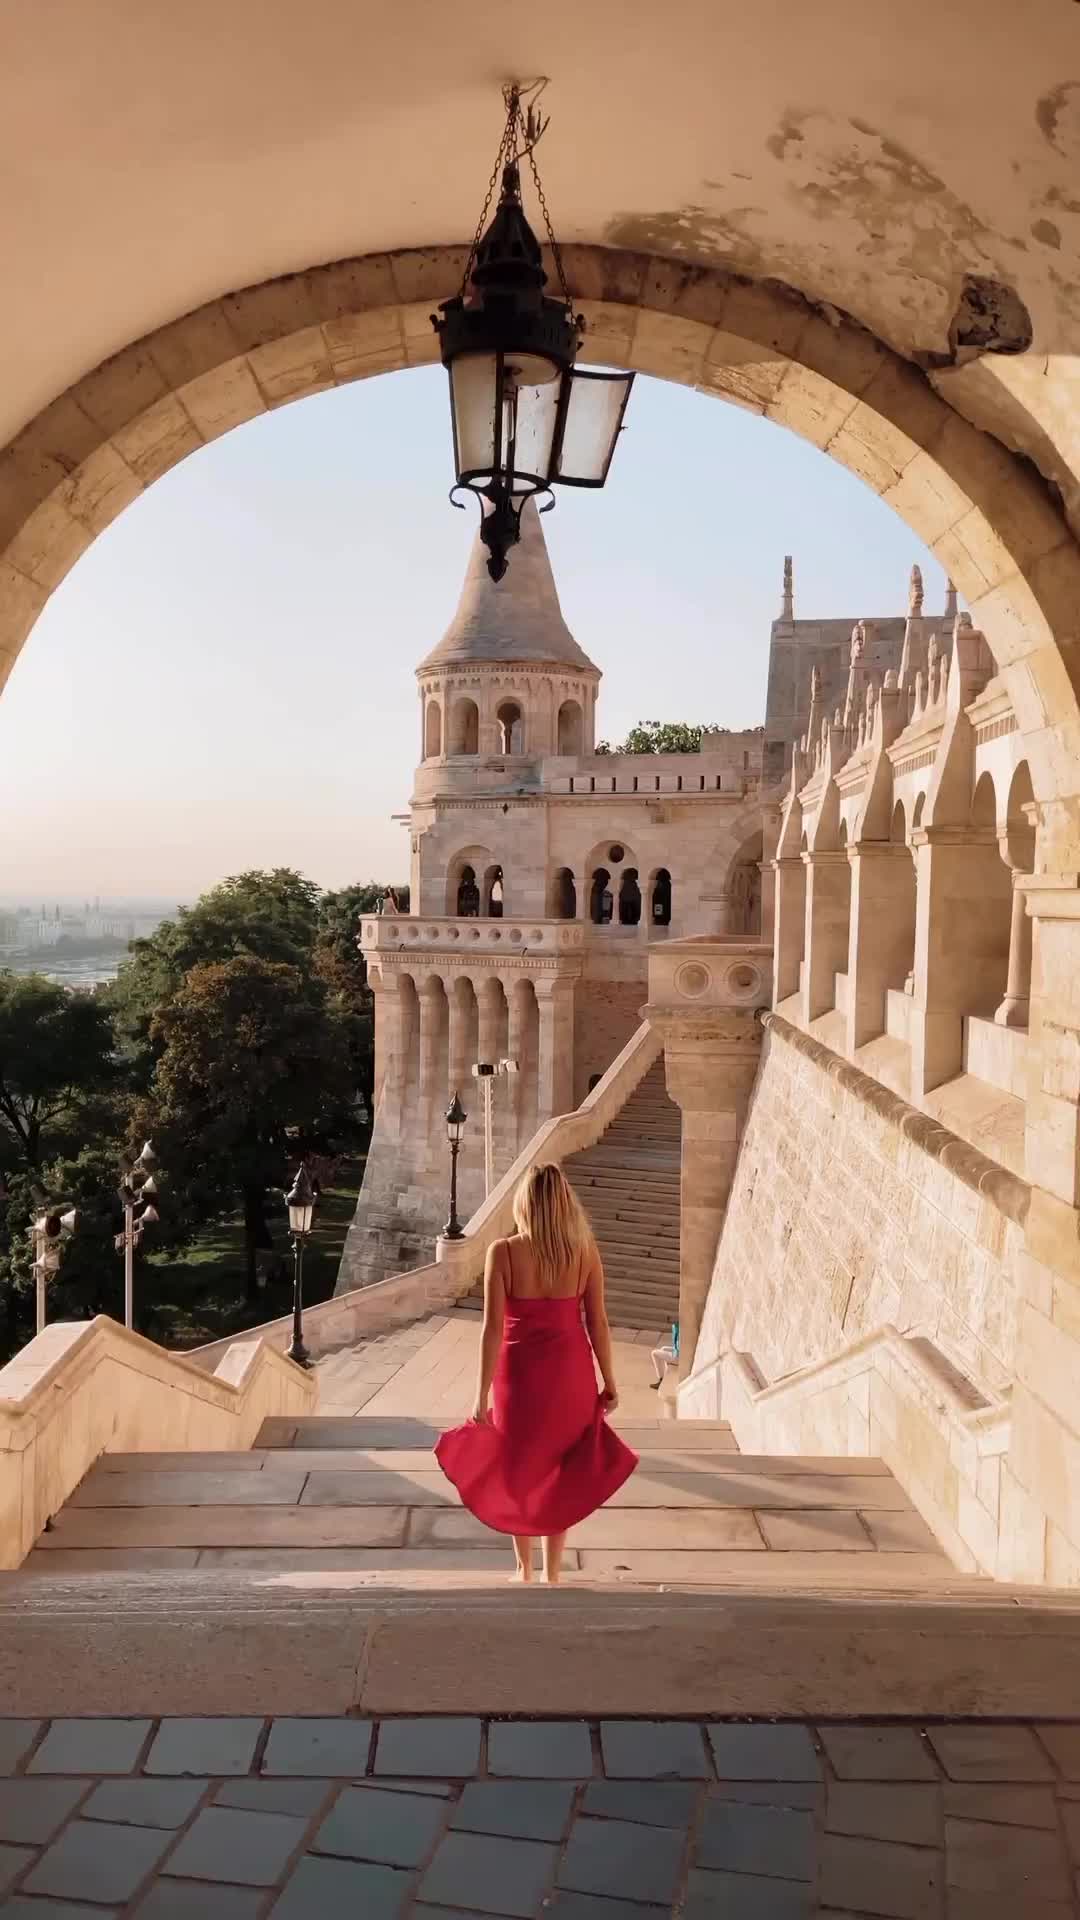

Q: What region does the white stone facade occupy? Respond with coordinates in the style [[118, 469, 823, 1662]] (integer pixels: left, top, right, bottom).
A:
[[338, 501, 769, 1290]]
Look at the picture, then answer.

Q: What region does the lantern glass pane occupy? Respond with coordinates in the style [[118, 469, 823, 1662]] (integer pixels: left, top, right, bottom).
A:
[[288, 1201, 314, 1235], [503, 356, 561, 492], [451, 353, 499, 479], [555, 370, 634, 485]]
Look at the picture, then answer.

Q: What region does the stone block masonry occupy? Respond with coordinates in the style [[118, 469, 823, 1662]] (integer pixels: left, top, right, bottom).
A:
[[704, 1014, 1027, 1402], [686, 1013, 1032, 1574], [1, 1712, 1078, 1914]]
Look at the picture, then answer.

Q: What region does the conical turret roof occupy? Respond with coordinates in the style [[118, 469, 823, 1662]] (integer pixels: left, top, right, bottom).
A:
[[418, 498, 599, 675]]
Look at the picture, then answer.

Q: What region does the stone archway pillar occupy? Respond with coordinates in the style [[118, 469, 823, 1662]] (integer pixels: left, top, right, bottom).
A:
[[447, 977, 472, 1101], [534, 977, 576, 1123], [801, 849, 849, 1023], [772, 856, 806, 1003], [845, 842, 917, 1053], [476, 976, 503, 1067], [645, 940, 772, 1379]]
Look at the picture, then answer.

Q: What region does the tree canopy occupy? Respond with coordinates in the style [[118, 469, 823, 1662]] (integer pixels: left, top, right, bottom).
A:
[[595, 720, 720, 756], [0, 973, 115, 1170]]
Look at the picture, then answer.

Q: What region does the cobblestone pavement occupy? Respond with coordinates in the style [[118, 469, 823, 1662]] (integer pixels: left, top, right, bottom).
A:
[[0, 1714, 1078, 1914]]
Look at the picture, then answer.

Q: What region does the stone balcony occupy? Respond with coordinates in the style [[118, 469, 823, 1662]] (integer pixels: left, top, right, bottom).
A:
[[360, 914, 585, 964]]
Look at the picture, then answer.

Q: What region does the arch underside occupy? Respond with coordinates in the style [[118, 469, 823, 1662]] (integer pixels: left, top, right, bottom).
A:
[[2, 243, 1080, 876]]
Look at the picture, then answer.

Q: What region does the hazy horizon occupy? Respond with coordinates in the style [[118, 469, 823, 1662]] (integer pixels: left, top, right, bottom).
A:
[[0, 365, 954, 897]]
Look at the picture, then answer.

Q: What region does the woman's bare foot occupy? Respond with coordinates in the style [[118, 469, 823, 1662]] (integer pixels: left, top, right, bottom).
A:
[[510, 1563, 534, 1584]]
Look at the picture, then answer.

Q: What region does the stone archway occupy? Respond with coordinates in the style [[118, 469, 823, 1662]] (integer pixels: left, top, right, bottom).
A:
[[2, 243, 1079, 873]]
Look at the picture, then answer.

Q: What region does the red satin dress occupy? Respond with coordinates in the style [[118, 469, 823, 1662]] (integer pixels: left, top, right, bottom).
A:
[[435, 1262, 638, 1535]]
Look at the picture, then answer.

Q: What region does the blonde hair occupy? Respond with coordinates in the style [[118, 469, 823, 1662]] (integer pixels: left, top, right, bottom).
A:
[[512, 1163, 593, 1292]]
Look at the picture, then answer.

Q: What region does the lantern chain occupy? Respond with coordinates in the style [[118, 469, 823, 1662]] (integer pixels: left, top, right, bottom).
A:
[[460, 84, 579, 325], [459, 89, 520, 299]]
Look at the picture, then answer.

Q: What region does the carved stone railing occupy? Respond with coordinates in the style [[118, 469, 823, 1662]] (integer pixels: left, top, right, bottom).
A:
[[361, 916, 584, 959], [191, 1018, 664, 1367], [0, 1318, 316, 1568]]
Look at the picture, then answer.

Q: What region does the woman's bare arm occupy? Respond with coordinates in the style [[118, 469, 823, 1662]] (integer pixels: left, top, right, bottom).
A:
[[472, 1239, 506, 1421], [582, 1243, 618, 1408]]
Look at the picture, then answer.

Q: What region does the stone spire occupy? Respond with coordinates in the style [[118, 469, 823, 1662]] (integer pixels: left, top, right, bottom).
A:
[[843, 622, 867, 728], [418, 497, 599, 674], [944, 578, 958, 619], [909, 563, 924, 615], [780, 554, 794, 621]]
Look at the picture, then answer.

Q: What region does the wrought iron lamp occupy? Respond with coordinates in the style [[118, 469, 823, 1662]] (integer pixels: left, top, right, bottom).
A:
[[443, 1092, 468, 1239], [285, 1163, 316, 1368], [432, 82, 634, 581], [116, 1139, 160, 1331]]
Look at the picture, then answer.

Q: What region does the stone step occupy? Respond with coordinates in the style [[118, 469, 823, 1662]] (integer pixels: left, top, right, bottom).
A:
[[7, 1570, 1078, 1723]]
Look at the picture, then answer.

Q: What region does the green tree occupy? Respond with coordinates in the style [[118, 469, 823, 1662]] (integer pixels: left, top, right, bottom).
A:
[[106, 869, 324, 1087], [312, 883, 410, 1119], [595, 720, 719, 756], [0, 973, 116, 1170], [137, 954, 353, 1300]]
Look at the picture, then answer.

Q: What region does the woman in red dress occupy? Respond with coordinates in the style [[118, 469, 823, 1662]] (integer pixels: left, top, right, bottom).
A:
[[435, 1163, 638, 1585]]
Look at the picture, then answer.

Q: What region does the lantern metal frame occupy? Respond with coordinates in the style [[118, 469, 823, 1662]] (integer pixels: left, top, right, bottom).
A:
[[432, 83, 634, 581]]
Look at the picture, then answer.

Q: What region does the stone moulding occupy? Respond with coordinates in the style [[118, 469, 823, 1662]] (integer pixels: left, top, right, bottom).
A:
[[764, 1012, 1031, 1225]]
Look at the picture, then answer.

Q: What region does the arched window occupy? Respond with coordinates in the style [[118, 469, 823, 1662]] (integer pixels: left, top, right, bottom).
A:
[[456, 865, 480, 917], [450, 697, 479, 755], [557, 699, 583, 755], [497, 700, 523, 754], [651, 869, 672, 926], [554, 868, 577, 919], [590, 868, 613, 925], [618, 868, 642, 926], [484, 864, 504, 918], [424, 698, 442, 759]]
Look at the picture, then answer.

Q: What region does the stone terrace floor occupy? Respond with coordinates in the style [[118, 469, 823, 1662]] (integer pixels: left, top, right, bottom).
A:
[[310, 1310, 674, 1423], [1, 1713, 1079, 1915]]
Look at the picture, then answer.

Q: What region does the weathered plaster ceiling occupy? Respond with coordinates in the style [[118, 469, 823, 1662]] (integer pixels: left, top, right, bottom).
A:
[[3, 0, 1080, 499]]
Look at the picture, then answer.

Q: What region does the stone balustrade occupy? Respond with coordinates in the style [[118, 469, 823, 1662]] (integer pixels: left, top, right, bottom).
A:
[[362, 915, 585, 958], [0, 1318, 315, 1569]]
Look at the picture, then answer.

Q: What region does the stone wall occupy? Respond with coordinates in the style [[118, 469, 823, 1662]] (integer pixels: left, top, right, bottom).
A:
[[574, 977, 647, 1106], [699, 1015, 1028, 1404]]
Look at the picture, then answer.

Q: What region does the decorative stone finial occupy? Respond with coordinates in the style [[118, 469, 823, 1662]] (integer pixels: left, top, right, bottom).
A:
[[781, 555, 794, 621], [883, 668, 897, 690], [850, 621, 865, 662], [810, 663, 821, 700], [909, 564, 924, 615], [945, 579, 958, 618]]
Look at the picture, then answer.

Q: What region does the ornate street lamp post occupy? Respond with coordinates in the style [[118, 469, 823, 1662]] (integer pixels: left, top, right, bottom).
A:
[[116, 1140, 160, 1332], [432, 83, 635, 582], [443, 1092, 468, 1239], [29, 1204, 77, 1335], [285, 1163, 316, 1368]]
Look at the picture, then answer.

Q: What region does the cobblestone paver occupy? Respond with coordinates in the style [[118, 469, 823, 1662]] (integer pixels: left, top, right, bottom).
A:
[[0, 1714, 1079, 1914]]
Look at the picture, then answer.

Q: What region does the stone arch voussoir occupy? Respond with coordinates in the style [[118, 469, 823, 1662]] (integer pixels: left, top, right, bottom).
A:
[[3, 243, 1080, 862]]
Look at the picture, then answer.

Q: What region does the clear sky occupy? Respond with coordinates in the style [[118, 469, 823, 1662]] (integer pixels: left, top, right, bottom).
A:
[[0, 366, 952, 903]]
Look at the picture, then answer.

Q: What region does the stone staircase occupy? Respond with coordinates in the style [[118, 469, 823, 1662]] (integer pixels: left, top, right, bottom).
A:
[[27, 1409, 964, 1591], [564, 1059, 681, 1330]]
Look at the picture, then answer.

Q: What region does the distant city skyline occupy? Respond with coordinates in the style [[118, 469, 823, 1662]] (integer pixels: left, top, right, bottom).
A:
[[0, 366, 954, 896]]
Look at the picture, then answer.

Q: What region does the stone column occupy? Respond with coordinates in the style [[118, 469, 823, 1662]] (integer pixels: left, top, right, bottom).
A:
[[535, 977, 575, 1122], [801, 850, 850, 1023], [650, 1006, 764, 1380], [845, 843, 917, 1053], [476, 975, 503, 1067], [417, 974, 445, 1113], [995, 879, 1032, 1028], [911, 830, 1012, 1094], [772, 856, 806, 1004], [506, 977, 530, 1121], [447, 976, 472, 1099], [378, 969, 411, 1131]]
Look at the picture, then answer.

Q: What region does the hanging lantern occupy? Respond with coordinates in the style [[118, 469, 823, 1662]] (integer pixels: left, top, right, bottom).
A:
[[432, 83, 634, 582]]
